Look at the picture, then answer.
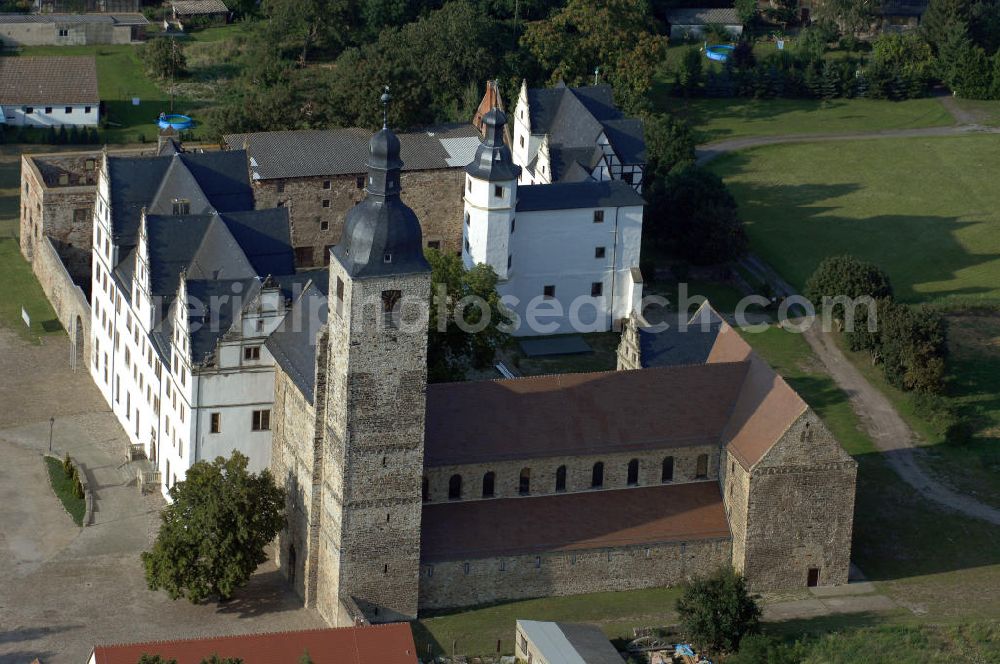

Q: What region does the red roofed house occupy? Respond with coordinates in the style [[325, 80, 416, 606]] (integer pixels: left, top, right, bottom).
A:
[[88, 624, 418, 664]]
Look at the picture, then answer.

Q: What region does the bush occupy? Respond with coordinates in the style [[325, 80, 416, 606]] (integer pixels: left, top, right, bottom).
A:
[[73, 477, 85, 500], [805, 255, 893, 321], [62, 453, 74, 479], [676, 567, 761, 654]]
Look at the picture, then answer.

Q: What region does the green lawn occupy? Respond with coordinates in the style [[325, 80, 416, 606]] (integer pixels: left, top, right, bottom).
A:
[[949, 97, 1000, 126], [712, 134, 1000, 306], [43, 455, 85, 526], [16, 24, 252, 143], [657, 97, 954, 143], [0, 237, 63, 340], [830, 320, 1000, 511]]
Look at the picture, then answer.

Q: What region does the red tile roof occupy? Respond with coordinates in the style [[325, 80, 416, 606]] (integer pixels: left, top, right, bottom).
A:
[[723, 354, 807, 469], [0, 56, 99, 105], [424, 363, 750, 466], [420, 482, 730, 562], [90, 624, 418, 664]]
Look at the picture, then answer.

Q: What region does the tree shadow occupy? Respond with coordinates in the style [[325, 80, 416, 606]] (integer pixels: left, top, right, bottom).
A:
[[0, 624, 81, 645], [705, 158, 1000, 305], [213, 567, 307, 619], [848, 448, 1000, 583]]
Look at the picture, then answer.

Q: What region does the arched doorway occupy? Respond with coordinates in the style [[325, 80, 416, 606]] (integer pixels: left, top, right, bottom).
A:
[[74, 316, 84, 370]]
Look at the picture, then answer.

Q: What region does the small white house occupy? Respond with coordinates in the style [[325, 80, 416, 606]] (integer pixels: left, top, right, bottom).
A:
[[666, 8, 744, 40], [0, 56, 100, 127]]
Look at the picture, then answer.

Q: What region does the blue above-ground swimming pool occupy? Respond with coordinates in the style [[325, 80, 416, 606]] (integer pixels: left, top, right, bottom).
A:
[[705, 43, 735, 62], [157, 113, 194, 130]]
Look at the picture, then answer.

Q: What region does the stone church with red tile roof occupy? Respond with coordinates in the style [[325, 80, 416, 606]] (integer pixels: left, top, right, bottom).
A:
[[266, 118, 857, 627]]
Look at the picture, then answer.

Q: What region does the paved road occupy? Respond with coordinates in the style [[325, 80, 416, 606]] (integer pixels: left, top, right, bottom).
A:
[[740, 258, 1000, 526], [696, 123, 1000, 165], [0, 328, 324, 664]]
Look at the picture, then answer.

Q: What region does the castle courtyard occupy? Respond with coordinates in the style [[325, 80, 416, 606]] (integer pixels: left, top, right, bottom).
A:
[[0, 327, 324, 664]]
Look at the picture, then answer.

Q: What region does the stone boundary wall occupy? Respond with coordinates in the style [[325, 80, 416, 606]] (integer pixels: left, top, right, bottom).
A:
[[33, 235, 91, 366], [418, 536, 732, 611]]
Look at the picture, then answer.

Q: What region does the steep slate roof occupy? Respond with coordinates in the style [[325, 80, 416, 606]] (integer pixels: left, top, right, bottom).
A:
[[90, 624, 418, 664], [224, 124, 481, 180], [424, 363, 749, 466], [638, 302, 751, 368], [516, 180, 645, 212], [666, 7, 742, 24], [517, 621, 625, 664], [525, 84, 646, 180], [105, 148, 294, 366], [108, 150, 253, 251], [0, 56, 98, 105], [421, 482, 729, 562], [266, 274, 330, 405]]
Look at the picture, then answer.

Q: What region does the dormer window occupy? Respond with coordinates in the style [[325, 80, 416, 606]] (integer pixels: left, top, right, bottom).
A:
[[383, 252, 392, 264], [172, 199, 190, 215]]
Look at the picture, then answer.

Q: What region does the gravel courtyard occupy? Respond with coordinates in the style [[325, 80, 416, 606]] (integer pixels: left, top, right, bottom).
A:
[[0, 328, 324, 664]]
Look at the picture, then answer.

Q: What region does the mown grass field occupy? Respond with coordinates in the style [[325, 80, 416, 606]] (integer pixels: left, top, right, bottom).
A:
[[657, 96, 954, 143], [712, 134, 1000, 306]]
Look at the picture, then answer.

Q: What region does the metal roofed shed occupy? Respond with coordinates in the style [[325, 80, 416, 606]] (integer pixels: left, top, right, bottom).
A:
[[515, 620, 626, 664]]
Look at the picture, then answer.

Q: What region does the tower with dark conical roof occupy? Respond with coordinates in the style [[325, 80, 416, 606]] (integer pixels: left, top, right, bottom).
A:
[[463, 107, 520, 279], [319, 89, 431, 625]]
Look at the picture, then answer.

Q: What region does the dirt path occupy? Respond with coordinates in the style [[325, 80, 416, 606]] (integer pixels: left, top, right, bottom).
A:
[[696, 123, 1000, 165], [802, 325, 1000, 526], [738, 257, 1000, 526]]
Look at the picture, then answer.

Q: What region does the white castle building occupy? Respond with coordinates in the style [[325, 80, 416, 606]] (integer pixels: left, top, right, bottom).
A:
[[88, 140, 317, 496], [463, 108, 644, 336]]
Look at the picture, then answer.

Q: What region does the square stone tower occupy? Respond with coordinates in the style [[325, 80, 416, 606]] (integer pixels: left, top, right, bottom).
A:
[[321, 104, 432, 624]]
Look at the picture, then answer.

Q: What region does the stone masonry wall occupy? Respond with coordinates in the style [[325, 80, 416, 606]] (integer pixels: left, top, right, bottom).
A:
[[31, 236, 92, 364], [722, 449, 751, 574], [20, 153, 98, 284], [419, 537, 732, 611], [740, 410, 857, 591], [269, 366, 319, 605], [322, 261, 431, 623], [424, 445, 720, 503], [253, 169, 465, 268]]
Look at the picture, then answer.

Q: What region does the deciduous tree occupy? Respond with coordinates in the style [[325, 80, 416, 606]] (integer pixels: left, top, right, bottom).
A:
[[804, 255, 893, 320], [141, 451, 285, 603], [426, 249, 513, 382], [645, 165, 748, 265], [676, 566, 761, 654]]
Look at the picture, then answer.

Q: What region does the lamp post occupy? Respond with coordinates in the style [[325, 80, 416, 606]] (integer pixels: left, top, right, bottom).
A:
[[48, 417, 55, 453]]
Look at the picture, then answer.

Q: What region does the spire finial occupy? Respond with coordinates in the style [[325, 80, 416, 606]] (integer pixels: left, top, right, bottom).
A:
[[380, 85, 391, 129]]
